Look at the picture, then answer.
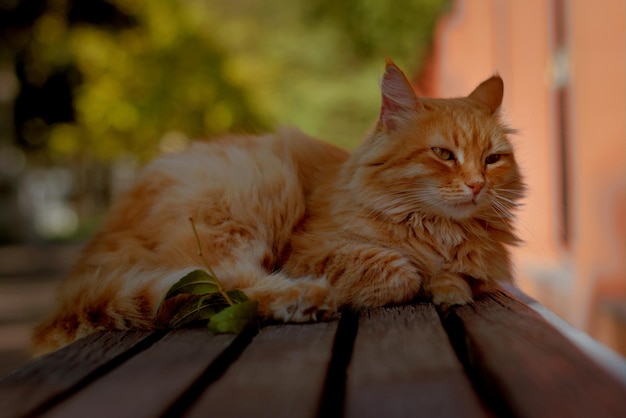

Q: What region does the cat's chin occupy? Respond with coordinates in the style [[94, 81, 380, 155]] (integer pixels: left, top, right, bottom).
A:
[[445, 201, 482, 220]]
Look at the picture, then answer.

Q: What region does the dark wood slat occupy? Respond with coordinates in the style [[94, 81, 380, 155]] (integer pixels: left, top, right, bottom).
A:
[[451, 290, 626, 418], [185, 321, 339, 418], [345, 304, 489, 418], [39, 329, 237, 418], [0, 330, 154, 418]]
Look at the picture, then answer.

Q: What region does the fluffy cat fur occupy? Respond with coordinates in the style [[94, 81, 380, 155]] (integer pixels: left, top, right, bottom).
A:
[[33, 60, 525, 354]]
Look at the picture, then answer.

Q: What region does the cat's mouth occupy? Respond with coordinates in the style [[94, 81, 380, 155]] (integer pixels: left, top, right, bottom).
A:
[[446, 198, 481, 219], [453, 198, 479, 208]]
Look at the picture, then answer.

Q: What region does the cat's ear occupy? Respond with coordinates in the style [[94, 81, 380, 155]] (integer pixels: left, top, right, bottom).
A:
[[379, 59, 422, 131], [468, 75, 504, 114]]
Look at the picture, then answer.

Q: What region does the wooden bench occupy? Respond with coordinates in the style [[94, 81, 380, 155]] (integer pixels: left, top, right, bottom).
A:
[[1, 289, 625, 418]]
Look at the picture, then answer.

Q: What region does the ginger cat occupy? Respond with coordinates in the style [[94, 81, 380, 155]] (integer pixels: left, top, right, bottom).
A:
[[33, 61, 524, 354]]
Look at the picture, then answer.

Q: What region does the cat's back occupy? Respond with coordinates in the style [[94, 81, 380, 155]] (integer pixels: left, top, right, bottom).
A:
[[144, 128, 347, 190], [74, 128, 348, 271], [146, 132, 289, 189]]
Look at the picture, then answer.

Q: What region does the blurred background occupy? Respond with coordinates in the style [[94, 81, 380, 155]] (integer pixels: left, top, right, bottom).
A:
[[0, 0, 624, 376]]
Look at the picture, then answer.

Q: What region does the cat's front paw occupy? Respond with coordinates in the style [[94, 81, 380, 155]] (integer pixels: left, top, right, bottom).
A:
[[427, 274, 473, 307], [258, 279, 337, 323]]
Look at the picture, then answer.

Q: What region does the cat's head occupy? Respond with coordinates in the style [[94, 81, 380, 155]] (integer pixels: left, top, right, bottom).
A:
[[349, 60, 525, 223]]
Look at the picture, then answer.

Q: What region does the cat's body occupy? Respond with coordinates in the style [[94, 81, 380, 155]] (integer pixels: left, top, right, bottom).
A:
[[33, 61, 524, 354]]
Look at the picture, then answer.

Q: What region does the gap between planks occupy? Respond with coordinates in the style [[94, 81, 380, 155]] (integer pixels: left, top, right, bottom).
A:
[[0, 330, 164, 418], [345, 304, 489, 418], [4, 290, 624, 418], [440, 290, 626, 418]]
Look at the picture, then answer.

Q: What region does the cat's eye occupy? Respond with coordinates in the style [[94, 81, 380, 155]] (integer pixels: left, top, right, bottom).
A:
[[431, 147, 456, 161], [485, 154, 502, 165]]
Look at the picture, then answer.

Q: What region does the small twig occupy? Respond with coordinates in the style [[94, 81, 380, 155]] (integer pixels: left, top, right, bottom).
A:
[[188, 217, 234, 306]]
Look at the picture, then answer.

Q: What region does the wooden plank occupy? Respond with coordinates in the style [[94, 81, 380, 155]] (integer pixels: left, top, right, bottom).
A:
[[0, 330, 155, 418], [345, 304, 489, 418], [450, 290, 626, 418], [185, 321, 339, 418], [39, 329, 237, 418]]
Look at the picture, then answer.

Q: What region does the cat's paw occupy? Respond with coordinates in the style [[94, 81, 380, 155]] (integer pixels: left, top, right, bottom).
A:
[[273, 282, 337, 322], [427, 274, 473, 307], [269, 280, 337, 323]]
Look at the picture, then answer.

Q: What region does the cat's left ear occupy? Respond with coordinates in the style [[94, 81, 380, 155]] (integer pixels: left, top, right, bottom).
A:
[[468, 75, 504, 114], [379, 59, 422, 131]]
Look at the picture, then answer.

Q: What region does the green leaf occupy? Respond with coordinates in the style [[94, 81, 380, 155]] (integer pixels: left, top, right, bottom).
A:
[[163, 270, 220, 300], [226, 289, 250, 303], [208, 300, 259, 334], [169, 294, 230, 328]]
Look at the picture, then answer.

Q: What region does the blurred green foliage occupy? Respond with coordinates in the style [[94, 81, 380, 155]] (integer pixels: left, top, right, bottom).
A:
[[10, 0, 449, 162]]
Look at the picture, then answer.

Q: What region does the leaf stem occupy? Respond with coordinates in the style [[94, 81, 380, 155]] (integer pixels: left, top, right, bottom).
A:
[[188, 217, 234, 306]]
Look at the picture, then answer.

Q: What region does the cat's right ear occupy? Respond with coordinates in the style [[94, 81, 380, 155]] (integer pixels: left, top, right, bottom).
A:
[[468, 75, 504, 114], [378, 59, 422, 132]]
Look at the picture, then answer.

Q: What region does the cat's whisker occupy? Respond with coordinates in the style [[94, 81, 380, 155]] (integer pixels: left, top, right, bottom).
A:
[[491, 195, 521, 208], [488, 201, 519, 237], [491, 188, 525, 199], [491, 191, 525, 200]]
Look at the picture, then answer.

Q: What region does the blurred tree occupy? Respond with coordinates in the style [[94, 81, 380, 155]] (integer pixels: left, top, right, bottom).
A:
[[1, 0, 135, 153], [2, 0, 266, 162], [1, 0, 449, 162], [306, 0, 447, 62], [0, 0, 449, 242], [204, 0, 450, 149]]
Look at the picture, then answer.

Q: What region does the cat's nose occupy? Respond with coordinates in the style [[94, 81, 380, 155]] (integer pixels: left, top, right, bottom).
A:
[[466, 181, 484, 196]]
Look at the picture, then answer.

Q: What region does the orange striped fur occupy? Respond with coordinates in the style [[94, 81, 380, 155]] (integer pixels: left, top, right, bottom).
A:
[[33, 61, 524, 354]]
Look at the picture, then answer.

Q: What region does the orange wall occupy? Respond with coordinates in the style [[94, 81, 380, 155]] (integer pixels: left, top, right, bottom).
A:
[[568, 0, 626, 326], [428, 0, 626, 351]]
